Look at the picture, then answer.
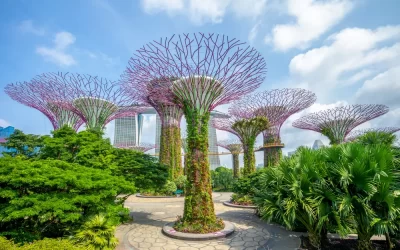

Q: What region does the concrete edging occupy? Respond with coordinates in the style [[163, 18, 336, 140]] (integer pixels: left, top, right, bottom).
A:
[[136, 194, 177, 198], [223, 201, 257, 209], [162, 221, 235, 241]]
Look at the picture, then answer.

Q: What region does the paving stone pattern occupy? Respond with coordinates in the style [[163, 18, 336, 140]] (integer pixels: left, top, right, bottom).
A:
[[116, 193, 301, 250]]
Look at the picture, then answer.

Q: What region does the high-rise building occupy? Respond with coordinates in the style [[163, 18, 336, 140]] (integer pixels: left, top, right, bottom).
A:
[[0, 126, 15, 156], [208, 119, 220, 169], [114, 116, 139, 146], [312, 140, 325, 150]]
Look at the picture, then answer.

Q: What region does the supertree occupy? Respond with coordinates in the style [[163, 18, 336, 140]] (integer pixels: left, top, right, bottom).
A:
[[34, 72, 148, 131], [126, 33, 266, 231], [5, 80, 83, 131], [292, 104, 389, 145], [345, 127, 400, 142], [213, 115, 269, 176], [115, 142, 156, 153], [229, 89, 316, 167], [217, 139, 243, 178], [181, 137, 188, 175], [121, 75, 184, 180]]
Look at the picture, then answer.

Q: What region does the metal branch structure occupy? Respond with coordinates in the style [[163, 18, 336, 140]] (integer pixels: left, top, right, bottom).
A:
[[345, 127, 400, 142], [5, 81, 84, 131], [217, 139, 243, 178], [122, 76, 184, 180], [213, 115, 269, 176], [127, 33, 266, 231], [293, 104, 389, 145], [115, 142, 156, 153], [34, 72, 147, 131], [229, 88, 316, 167]]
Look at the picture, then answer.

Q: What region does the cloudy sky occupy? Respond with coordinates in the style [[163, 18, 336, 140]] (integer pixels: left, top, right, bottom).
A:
[[0, 0, 399, 168]]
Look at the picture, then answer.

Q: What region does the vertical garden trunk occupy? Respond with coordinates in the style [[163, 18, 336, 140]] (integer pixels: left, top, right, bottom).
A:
[[182, 108, 218, 229], [264, 147, 282, 168], [243, 140, 256, 176], [357, 234, 374, 250], [232, 153, 240, 178], [159, 125, 182, 179]]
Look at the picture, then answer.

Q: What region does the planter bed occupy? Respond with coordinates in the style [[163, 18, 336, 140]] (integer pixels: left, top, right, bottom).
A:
[[162, 221, 235, 241], [136, 193, 179, 198], [223, 201, 257, 209]]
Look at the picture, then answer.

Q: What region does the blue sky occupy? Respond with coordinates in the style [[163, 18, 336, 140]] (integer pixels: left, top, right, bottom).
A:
[[1, 0, 399, 167]]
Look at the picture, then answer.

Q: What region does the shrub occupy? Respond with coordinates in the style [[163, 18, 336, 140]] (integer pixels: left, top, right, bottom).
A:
[[231, 194, 253, 205], [211, 167, 234, 191], [0, 237, 86, 250], [162, 181, 177, 196], [174, 175, 187, 190]]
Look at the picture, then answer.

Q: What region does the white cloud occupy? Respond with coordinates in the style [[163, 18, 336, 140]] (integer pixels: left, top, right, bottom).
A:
[[36, 31, 77, 66], [248, 21, 261, 43], [267, 0, 353, 51], [355, 66, 400, 108], [140, 0, 267, 25], [18, 20, 45, 36], [288, 25, 400, 100], [0, 119, 11, 127]]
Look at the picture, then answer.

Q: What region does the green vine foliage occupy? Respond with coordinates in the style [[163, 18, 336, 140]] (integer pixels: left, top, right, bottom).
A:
[[176, 105, 223, 233], [232, 117, 269, 176], [159, 126, 182, 180], [321, 127, 342, 145], [264, 147, 282, 167], [232, 153, 240, 178]]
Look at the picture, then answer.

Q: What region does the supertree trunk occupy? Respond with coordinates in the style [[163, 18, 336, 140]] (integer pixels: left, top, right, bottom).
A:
[[183, 107, 217, 227], [159, 125, 182, 179], [243, 139, 256, 176], [264, 147, 282, 167], [232, 153, 240, 178]]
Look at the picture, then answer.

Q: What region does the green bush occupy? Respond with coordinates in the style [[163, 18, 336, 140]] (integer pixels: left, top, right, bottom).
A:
[[232, 168, 266, 196], [0, 237, 86, 250], [211, 166, 234, 191], [174, 175, 187, 190], [162, 180, 177, 195], [231, 193, 253, 205]]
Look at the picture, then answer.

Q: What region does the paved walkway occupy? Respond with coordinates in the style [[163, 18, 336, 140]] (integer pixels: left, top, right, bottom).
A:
[[116, 192, 301, 250]]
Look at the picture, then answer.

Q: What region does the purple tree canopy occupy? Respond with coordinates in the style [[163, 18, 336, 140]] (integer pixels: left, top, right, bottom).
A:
[[228, 88, 316, 143], [292, 104, 389, 143], [114, 142, 156, 153], [34, 72, 146, 130], [217, 139, 243, 154], [345, 127, 400, 142], [124, 33, 267, 114], [5, 80, 83, 131]]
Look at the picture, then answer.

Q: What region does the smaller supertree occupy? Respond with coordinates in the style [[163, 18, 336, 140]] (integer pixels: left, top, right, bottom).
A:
[[345, 127, 400, 142], [293, 104, 389, 145], [5, 81, 83, 131], [36, 72, 145, 131], [228, 89, 316, 168], [213, 116, 269, 176], [217, 140, 243, 178], [115, 142, 156, 153]]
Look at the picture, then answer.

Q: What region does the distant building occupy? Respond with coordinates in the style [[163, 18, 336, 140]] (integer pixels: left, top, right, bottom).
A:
[[312, 140, 325, 150], [0, 126, 15, 156]]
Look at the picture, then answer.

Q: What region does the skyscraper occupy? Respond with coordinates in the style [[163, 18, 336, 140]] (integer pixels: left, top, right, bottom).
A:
[[114, 116, 139, 146]]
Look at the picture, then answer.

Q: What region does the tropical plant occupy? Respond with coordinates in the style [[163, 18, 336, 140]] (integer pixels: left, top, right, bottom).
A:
[[0, 157, 134, 242], [174, 175, 187, 190], [356, 131, 397, 147], [0, 237, 86, 250], [211, 167, 234, 191], [75, 214, 118, 250]]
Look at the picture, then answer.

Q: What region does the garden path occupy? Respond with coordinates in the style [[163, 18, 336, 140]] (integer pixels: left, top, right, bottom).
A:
[[116, 192, 301, 250]]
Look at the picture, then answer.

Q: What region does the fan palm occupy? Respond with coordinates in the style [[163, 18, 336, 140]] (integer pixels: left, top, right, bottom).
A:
[[75, 214, 118, 250], [327, 143, 399, 250]]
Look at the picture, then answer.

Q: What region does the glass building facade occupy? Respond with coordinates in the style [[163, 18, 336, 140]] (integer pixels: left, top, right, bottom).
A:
[[113, 115, 143, 146], [0, 126, 15, 156]]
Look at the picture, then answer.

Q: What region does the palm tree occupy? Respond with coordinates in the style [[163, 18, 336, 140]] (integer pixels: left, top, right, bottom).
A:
[[327, 143, 399, 250], [75, 214, 118, 250], [255, 147, 350, 249]]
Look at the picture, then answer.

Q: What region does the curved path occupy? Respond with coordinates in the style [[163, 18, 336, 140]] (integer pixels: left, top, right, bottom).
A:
[[116, 192, 300, 250]]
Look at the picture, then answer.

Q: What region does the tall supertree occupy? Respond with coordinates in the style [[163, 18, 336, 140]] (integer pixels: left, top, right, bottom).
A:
[[34, 72, 147, 131], [5, 81, 83, 131], [345, 127, 400, 142], [121, 75, 184, 180], [115, 142, 156, 153], [213, 115, 269, 176], [127, 33, 266, 231], [229, 89, 316, 167], [293, 104, 389, 145], [217, 139, 243, 178]]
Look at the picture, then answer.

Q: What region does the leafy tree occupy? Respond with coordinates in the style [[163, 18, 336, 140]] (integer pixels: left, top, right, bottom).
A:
[[0, 157, 135, 242], [211, 167, 234, 191], [112, 148, 168, 191], [75, 214, 118, 250], [0, 130, 43, 157], [356, 131, 397, 147]]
